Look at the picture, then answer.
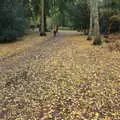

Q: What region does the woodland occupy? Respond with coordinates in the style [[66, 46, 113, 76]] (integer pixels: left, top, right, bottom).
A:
[[0, 0, 120, 120]]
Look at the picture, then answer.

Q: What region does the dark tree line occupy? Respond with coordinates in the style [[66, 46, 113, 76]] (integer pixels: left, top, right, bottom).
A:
[[0, 0, 26, 42]]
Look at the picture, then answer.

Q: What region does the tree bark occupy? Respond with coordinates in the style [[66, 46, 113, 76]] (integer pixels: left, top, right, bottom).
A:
[[87, 0, 93, 40], [40, 0, 46, 36], [93, 0, 102, 45]]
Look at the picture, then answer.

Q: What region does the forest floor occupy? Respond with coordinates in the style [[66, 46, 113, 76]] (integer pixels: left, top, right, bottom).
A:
[[0, 31, 120, 120]]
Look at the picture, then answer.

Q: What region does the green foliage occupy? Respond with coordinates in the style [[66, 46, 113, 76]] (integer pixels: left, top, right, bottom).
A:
[[49, 0, 89, 30], [100, 0, 120, 34], [0, 0, 26, 43], [65, 0, 89, 29], [109, 15, 120, 33]]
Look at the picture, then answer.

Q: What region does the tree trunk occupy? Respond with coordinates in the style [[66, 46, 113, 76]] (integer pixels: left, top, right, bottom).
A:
[[93, 0, 102, 45], [40, 0, 46, 36], [87, 0, 93, 40]]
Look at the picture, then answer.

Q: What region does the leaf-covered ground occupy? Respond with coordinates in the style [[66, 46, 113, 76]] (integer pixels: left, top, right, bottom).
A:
[[0, 31, 120, 120], [0, 33, 44, 58]]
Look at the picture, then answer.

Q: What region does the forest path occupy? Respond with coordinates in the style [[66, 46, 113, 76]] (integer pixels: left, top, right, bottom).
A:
[[0, 31, 120, 120]]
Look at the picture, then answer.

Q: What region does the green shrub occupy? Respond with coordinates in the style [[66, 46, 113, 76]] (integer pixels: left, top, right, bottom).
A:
[[109, 15, 120, 33], [0, 0, 26, 43]]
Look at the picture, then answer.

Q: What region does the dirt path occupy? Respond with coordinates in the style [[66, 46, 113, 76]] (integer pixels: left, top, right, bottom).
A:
[[0, 32, 120, 120]]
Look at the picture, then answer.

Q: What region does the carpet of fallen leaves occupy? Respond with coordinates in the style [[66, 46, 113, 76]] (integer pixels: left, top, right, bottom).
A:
[[0, 31, 120, 120], [0, 33, 45, 58]]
